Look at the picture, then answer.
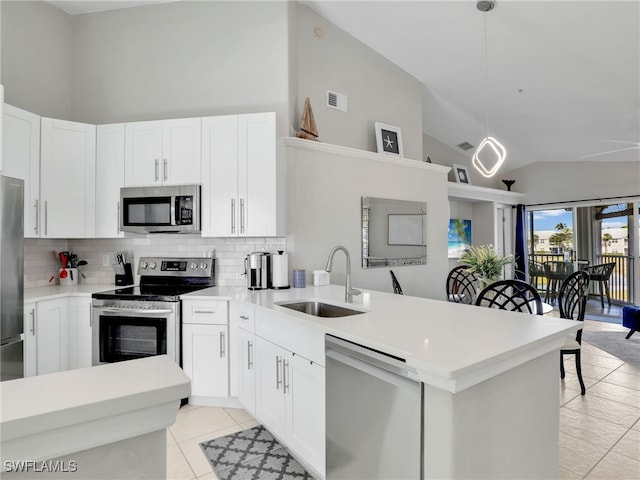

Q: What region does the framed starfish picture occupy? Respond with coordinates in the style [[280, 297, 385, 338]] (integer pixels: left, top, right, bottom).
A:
[[375, 122, 404, 157]]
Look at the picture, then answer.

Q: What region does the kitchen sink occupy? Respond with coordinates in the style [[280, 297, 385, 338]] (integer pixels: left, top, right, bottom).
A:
[[276, 301, 365, 318]]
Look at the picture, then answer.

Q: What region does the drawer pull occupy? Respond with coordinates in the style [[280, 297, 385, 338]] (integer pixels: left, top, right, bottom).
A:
[[239, 315, 249, 320], [193, 309, 215, 315]]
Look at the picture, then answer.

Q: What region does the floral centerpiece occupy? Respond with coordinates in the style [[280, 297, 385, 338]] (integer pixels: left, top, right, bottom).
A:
[[458, 244, 514, 290]]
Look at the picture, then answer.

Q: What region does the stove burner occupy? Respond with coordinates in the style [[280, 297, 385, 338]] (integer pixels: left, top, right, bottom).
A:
[[92, 257, 215, 302]]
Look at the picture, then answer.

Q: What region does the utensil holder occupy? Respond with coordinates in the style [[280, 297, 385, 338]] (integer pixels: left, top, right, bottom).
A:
[[115, 263, 134, 286], [59, 268, 78, 286]]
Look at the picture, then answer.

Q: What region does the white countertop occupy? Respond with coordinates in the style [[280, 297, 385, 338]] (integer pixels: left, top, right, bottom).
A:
[[185, 285, 580, 392], [24, 284, 115, 302], [1, 355, 190, 463]]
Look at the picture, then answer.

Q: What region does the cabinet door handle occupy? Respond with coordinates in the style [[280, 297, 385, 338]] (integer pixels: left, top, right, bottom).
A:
[[230, 198, 236, 234], [219, 331, 225, 358], [30, 309, 36, 335], [239, 315, 249, 320], [275, 355, 282, 390], [283, 359, 290, 394], [44, 201, 48, 236], [163, 158, 168, 182], [240, 198, 245, 234], [34, 200, 39, 234], [247, 341, 253, 369], [155, 159, 160, 181]]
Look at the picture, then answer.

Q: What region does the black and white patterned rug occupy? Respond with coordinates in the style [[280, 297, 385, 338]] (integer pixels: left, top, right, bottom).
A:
[[199, 425, 313, 480]]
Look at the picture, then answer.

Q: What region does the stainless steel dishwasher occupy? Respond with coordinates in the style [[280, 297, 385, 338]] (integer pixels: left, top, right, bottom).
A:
[[325, 335, 424, 479]]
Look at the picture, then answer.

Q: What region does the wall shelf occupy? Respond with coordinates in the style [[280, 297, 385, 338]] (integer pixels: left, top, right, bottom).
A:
[[285, 137, 451, 174], [448, 181, 524, 205]]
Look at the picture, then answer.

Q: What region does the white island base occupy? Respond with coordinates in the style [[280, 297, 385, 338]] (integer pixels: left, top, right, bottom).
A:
[[423, 351, 559, 479], [1, 355, 190, 479]]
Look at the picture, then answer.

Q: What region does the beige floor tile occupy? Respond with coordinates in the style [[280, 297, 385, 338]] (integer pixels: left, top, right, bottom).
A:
[[560, 408, 628, 449], [562, 371, 598, 389], [167, 428, 178, 448], [633, 420, 640, 431], [576, 359, 624, 384], [602, 370, 640, 390], [612, 428, 640, 461], [178, 425, 246, 477], [198, 472, 219, 480], [170, 406, 237, 442], [167, 439, 196, 480], [223, 407, 254, 424], [580, 354, 625, 370], [560, 385, 581, 406], [618, 363, 640, 376], [559, 466, 582, 480], [588, 381, 640, 408], [564, 393, 640, 428], [178, 404, 203, 415], [559, 431, 610, 477], [584, 450, 640, 480], [239, 418, 261, 430]]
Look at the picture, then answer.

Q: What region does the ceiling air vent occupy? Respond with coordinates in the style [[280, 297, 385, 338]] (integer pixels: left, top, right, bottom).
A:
[[457, 141, 475, 151], [327, 90, 347, 112]]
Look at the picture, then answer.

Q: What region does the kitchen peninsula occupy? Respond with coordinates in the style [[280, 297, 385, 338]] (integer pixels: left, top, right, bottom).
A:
[[0, 355, 189, 478], [186, 284, 580, 479]]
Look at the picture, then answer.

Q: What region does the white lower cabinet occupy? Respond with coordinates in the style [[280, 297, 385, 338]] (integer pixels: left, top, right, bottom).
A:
[[254, 335, 325, 476], [181, 299, 229, 403], [23, 298, 69, 376], [236, 327, 256, 415]]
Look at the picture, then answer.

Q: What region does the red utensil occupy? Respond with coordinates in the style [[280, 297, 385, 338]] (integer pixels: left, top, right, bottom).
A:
[[59, 252, 68, 279]]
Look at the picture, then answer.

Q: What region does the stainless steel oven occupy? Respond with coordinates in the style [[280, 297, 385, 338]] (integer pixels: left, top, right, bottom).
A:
[[91, 257, 214, 366], [91, 299, 179, 365]]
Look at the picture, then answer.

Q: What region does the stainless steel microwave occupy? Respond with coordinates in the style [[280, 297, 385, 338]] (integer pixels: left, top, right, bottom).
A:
[[120, 185, 201, 234]]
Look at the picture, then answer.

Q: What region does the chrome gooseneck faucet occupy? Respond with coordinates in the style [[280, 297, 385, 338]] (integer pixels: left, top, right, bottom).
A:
[[325, 245, 361, 303]]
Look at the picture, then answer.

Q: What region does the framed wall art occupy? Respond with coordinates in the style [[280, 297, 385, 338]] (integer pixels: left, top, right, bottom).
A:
[[452, 164, 471, 184], [375, 122, 403, 157]]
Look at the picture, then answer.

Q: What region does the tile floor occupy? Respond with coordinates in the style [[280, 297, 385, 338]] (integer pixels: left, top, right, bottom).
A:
[[167, 319, 639, 480]]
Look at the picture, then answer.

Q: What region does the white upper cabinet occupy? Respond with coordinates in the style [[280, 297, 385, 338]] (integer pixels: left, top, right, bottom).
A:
[[40, 118, 96, 239], [2, 104, 41, 237], [202, 112, 283, 237], [124, 117, 201, 187], [96, 124, 125, 238]]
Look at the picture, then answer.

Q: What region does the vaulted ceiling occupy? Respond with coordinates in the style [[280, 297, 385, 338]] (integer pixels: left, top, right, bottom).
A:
[[46, 0, 640, 171]]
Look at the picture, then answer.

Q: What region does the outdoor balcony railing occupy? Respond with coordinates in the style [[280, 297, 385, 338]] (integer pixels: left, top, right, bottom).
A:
[[530, 253, 635, 305]]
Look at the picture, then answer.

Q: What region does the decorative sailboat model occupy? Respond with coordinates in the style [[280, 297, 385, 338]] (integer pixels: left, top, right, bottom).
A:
[[296, 97, 319, 141]]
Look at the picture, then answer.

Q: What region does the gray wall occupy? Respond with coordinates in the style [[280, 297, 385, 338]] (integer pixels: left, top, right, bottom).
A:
[[1, 1, 72, 118], [423, 132, 499, 189], [286, 143, 449, 300], [70, 1, 291, 131], [2, 1, 293, 136], [295, 5, 424, 161], [504, 160, 640, 205]]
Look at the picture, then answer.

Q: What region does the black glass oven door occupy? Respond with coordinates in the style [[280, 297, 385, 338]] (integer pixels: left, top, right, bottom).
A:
[[99, 316, 167, 363]]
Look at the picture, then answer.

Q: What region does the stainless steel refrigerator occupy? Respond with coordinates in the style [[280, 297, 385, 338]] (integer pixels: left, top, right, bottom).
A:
[[1, 175, 24, 381]]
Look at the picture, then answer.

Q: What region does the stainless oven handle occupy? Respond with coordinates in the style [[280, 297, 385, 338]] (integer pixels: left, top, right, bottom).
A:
[[95, 308, 175, 315]]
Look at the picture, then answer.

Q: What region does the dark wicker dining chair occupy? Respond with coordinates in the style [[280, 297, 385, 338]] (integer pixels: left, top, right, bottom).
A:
[[475, 279, 543, 315], [543, 261, 574, 304], [558, 270, 590, 395], [582, 263, 616, 307], [389, 270, 403, 295], [446, 266, 477, 304]]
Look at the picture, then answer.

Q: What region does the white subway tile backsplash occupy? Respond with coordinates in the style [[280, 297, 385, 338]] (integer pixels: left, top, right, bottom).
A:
[[24, 236, 287, 288]]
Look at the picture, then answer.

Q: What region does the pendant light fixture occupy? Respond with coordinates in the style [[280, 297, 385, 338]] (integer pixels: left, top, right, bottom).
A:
[[472, 0, 507, 178]]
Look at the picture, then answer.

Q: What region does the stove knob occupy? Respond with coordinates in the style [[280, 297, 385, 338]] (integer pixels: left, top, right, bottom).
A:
[[200, 262, 208, 270], [190, 262, 198, 270], [149, 261, 157, 270], [140, 261, 148, 269]]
